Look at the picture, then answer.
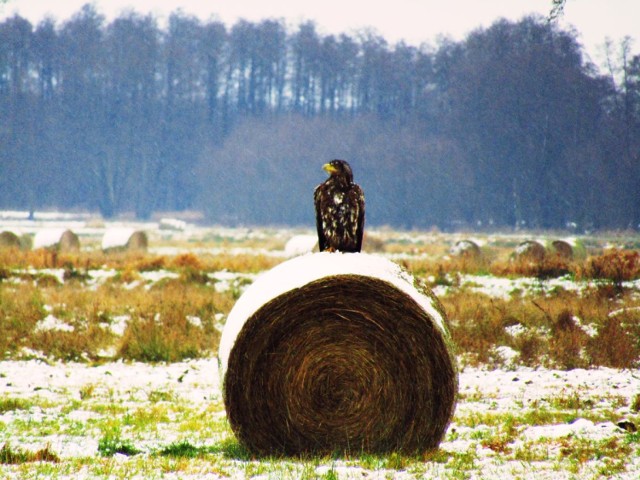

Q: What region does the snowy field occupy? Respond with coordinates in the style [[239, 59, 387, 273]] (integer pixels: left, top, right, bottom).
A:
[[0, 360, 638, 478], [1, 210, 640, 478]]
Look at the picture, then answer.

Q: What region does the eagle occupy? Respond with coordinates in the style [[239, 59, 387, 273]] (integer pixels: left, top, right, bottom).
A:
[[314, 159, 365, 253]]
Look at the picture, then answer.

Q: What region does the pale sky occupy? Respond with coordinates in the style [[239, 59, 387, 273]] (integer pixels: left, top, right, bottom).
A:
[[1, 0, 638, 70]]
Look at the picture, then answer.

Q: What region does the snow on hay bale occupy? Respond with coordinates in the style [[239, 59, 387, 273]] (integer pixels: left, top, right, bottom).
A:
[[514, 240, 545, 262], [33, 229, 80, 252], [284, 234, 318, 256], [450, 239, 482, 259], [102, 228, 148, 252], [0, 230, 21, 249], [219, 252, 458, 456]]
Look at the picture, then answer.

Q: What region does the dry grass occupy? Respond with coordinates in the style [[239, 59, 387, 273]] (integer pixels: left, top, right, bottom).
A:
[[580, 249, 640, 285], [0, 249, 282, 273], [0, 443, 60, 464], [1, 237, 639, 367], [0, 275, 233, 362], [441, 287, 640, 369], [404, 248, 640, 287]]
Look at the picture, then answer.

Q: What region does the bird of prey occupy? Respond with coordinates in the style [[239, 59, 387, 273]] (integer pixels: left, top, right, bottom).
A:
[[314, 159, 365, 253]]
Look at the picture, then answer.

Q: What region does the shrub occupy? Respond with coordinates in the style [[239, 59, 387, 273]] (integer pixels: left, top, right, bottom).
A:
[[583, 250, 640, 287]]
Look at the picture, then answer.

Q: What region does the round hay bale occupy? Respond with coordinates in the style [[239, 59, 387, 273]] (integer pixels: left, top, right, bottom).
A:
[[102, 228, 148, 252], [219, 252, 458, 456], [33, 229, 80, 252], [514, 240, 545, 262], [551, 240, 573, 259], [0, 231, 21, 249], [450, 239, 481, 259]]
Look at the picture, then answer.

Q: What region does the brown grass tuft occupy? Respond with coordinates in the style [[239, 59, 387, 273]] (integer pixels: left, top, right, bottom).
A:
[[171, 253, 203, 270], [589, 311, 640, 368], [582, 250, 640, 286], [0, 443, 59, 464]]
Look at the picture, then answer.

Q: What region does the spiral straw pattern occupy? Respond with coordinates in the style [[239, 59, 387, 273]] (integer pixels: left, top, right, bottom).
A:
[[221, 261, 457, 456]]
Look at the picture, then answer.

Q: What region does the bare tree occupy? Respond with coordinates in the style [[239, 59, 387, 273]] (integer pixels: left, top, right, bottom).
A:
[[549, 0, 567, 21]]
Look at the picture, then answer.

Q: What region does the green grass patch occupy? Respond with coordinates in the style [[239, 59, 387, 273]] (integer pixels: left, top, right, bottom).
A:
[[97, 435, 141, 457]]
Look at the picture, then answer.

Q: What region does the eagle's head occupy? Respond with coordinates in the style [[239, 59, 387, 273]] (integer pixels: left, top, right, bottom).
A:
[[322, 159, 354, 184]]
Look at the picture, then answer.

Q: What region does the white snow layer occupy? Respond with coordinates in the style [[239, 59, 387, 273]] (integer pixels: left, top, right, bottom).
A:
[[32, 228, 68, 249], [101, 227, 135, 250], [218, 251, 446, 374]]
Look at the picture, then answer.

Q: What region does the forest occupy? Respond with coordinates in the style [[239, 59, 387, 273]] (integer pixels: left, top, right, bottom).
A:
[[0, 4, 638, 230]]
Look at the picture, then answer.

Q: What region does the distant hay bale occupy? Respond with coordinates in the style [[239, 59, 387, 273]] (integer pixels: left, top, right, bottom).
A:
[[33, 229, 80, 252], [450, 240, 481, 259], [102, 228, 148, 252], [219, 253, 458, 456], [284, 234, 318, 256], [514, 240, 545, 262], [551, 240, 573, 259], [0, 231, 21, 249]]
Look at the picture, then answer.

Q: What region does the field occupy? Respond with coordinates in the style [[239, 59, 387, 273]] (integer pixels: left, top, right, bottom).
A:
[[1, 212, 640, 479]]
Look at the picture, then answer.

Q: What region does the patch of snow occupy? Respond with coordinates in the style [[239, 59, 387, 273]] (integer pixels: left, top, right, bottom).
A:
[[124, 280, 142, 290], [186, 316, 202, 328], [139, 270, 179, 287], [572, 316, 598, 337], [505, 323, 527, 337], [32, 268, 66, 284], [493, 345, 520, 367], [609, 306, 640, 318], [522, 419, 619, 442], [35, 314, 74, 333], [96, 346, 118, 358], [213, 313, 225, 332], [435, 273, 609, 300], [107, 315, 130, 336], [86, 269, 118, 289], [209, 271, 256, 293]]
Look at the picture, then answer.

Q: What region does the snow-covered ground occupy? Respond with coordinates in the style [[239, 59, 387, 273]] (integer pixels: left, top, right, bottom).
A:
[[0, 360, 638, 478]]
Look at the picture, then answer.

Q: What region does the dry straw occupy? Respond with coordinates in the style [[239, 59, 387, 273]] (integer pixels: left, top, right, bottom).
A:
[[550, 240, 573, 259], [220, 253, 458, 456], [514, 240, 546, 262]]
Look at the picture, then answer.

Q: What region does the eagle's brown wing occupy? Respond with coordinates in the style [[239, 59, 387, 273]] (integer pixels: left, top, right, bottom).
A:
[[349, 184, 365, 252], [314, 184, 327, 252]]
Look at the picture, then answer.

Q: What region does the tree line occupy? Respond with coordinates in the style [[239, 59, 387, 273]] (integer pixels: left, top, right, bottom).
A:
[[0, 4, 638, 230]]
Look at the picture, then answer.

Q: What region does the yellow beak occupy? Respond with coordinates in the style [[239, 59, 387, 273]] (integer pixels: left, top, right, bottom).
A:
[[322, 163, 337, 174]]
